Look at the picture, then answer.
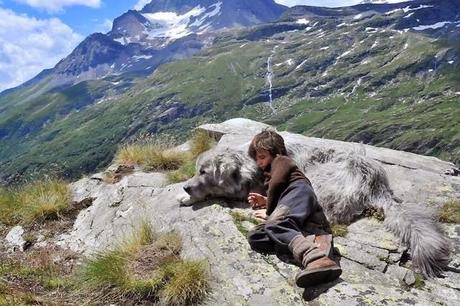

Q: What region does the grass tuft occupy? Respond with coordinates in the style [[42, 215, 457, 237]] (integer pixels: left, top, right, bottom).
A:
[[438, 199, 460, 223], [331, 224, 348, 237], [0, 179, 70, 225], [0, 187, 19, 225], [17, 180, 71, 224], [230, 210, 262, 236], [155, 230, 183, 254], [78, 223, 209, 304], [115, 136, 186, 172], [190, 130, 216, 158], [167, 129, 215, 184], [167, 158, 196, 183], [81, 250, 129, 288], [413, 273, 425, 289], [159, 261, 210, 306]]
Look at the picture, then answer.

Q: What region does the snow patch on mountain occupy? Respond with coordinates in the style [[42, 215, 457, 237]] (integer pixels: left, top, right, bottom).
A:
[[402, 5, 433, 13], [190, 1, 222, 32], [133, 55, 153, 61], [385, 4, 433, 17], [139, 1, 222, 41], [413, 21, 453, 31], [296, 18, 309, 25], [142, 6, 205, 39]]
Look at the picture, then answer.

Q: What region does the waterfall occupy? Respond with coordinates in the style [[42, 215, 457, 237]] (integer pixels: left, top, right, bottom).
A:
[[266, 45, 278, 113]]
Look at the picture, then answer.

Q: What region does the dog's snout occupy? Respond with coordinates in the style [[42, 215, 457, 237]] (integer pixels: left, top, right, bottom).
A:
[[184, 186, 191, 194]]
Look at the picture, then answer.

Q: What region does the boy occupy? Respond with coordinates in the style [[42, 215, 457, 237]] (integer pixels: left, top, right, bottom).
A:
[[246, 129, 342, 288]]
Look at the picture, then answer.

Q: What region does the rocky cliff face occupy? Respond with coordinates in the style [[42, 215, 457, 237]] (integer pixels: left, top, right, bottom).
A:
[[8, 119, 453, 305]]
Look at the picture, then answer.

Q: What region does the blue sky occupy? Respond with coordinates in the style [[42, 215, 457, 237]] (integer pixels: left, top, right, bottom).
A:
[[0, 1, 144, 35], [0, 0, 397, 92]]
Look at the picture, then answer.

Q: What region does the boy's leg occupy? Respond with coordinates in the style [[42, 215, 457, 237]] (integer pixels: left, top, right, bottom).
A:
[[289, 234, 342, 287], [247, 223, 276, 254], [263, 181, 318, 252], [247, 181, 316, 255], [263, 182, 341, 287]]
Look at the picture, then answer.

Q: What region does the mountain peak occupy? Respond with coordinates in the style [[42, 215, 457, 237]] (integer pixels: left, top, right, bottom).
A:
[[140, 0, 218, 14], [109, 0, 287, 46]]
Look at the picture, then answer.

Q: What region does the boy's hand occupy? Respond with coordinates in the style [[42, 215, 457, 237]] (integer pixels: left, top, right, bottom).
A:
[[253, 209, 267, 221], [248, 192, 267, 209]]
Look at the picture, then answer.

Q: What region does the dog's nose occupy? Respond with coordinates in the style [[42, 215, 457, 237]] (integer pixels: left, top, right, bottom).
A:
[[184, 186, 191, 194]]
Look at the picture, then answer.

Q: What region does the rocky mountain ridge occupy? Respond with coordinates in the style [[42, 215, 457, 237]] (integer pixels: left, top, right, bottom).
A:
[[18, 0, 287, 91]]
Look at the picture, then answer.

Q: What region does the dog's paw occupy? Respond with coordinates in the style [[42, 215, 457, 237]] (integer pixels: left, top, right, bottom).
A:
[[177, 193, 194, 206]]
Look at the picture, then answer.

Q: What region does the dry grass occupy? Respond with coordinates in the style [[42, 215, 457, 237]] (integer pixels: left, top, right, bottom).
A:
[[439, 199, 460, 223], [331, 224, 348, 237], [0, 246, 80, 304], [159, 261, 210, 306], [190, 130, 216, 158], [112, 130, 215, 184], [166, 130, 216, 184], [167, 159, 196, 184], [79, 222, 209, 305], [0, 187, 19, 226], [115, 136, 186, 172], [17, 180, 71, 224], [0, 179, 71, 226], [230, 210, 262, 236]]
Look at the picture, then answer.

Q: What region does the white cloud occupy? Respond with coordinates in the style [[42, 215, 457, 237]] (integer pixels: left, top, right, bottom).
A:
[[134, 0, 150, 11], [15, 0, 101, 12], [0, 8, 83, 92]]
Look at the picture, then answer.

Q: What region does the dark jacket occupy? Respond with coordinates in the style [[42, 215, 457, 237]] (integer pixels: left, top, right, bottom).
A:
[[263, 155, 312, 215]]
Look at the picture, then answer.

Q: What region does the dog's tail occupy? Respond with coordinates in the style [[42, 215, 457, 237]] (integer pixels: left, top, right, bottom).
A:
[[349, 151, 451, 277], [296, 148, 451, 276], [381, 200, 450, 277]]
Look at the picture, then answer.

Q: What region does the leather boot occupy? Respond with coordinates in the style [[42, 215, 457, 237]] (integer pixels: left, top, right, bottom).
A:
[[289, 234, 342, 288]]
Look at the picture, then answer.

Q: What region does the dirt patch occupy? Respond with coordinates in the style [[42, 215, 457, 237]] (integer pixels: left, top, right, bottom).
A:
[[126, 244, 179, 281]]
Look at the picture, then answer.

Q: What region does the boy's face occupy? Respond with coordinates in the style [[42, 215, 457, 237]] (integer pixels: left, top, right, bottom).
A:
[[255, 149, 274, 170]]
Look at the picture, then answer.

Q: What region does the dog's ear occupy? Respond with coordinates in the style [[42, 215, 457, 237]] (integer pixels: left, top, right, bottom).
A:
[[216, 155, 240, 185], [218, 166, 241, 186]]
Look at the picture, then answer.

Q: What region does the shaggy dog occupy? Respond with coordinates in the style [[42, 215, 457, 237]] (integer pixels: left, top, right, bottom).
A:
[[178, 144, 451, 277]]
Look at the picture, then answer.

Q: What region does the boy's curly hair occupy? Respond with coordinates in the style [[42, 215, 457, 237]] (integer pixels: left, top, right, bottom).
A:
[[248, 129, 287, 160]]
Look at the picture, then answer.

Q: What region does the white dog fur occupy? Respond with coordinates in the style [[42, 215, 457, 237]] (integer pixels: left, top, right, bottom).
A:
[[179, 144, 451, 277]]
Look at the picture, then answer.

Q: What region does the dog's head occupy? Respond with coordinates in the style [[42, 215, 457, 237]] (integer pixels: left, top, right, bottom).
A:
[[183, 149, 262, 202]]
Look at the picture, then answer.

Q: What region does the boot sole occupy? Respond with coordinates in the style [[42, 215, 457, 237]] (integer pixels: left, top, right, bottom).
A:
[[296, 266, 342, 288]]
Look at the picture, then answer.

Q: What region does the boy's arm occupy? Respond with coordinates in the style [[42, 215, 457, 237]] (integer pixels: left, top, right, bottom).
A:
[[248, 193, 267, 209], [266, 156, 295, 215]]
